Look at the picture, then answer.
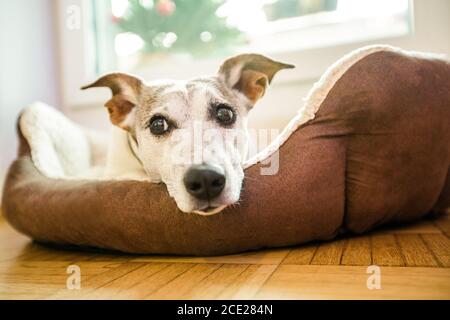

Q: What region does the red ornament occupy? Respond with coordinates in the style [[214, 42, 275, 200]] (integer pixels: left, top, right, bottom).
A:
[[111, 15, 122, 24], [156, 0, 176, 17]]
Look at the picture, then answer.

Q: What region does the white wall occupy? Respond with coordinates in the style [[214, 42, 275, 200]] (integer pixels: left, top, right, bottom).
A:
[[0, 0, 60, 193]]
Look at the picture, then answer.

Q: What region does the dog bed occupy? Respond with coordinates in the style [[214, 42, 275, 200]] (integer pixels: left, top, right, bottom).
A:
[[2, 45, 450, 255]]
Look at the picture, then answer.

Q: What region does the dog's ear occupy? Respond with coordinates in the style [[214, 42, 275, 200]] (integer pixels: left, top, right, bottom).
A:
[[81, 73, 143, 131], [218, 54, 294, 105]]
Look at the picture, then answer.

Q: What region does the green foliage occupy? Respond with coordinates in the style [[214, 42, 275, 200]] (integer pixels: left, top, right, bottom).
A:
[[117, 0, 244, 57]]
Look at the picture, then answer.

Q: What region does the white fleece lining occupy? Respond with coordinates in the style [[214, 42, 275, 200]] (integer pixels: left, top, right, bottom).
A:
[[19, 45, 447, 181], [20, 102, 89, 179], [19, 102, 106, 180]]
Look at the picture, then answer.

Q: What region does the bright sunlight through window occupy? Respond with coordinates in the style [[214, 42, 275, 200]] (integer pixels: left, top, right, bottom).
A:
[[91, 0, 411, 74]]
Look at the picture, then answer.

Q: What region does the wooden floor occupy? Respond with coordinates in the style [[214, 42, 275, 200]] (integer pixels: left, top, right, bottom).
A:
[[0, 213, 449, 300]]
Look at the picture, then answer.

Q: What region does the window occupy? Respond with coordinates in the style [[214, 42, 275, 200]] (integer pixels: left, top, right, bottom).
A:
[[59, 0, 450, 111], [90, 0, 411, 75]]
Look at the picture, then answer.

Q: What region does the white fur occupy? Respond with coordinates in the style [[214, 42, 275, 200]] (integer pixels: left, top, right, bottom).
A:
[[103, 126, 148, 181], [224, 62, 244, 88], [133, 83, 245, 213]]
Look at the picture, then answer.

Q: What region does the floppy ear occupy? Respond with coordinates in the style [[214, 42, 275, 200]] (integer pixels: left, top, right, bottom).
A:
[[218, 54, 294, 104], [81, 73, 143, 131]]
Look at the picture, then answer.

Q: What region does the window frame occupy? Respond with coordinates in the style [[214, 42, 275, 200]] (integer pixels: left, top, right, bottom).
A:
[[56, 0, 450, 110]]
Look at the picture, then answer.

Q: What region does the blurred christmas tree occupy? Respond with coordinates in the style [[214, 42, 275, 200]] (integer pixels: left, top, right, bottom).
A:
[[115, 0, 244, 57]]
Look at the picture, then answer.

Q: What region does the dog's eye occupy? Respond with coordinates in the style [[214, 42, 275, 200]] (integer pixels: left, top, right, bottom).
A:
[[149, 116, 170, 135], [215, 105, 235, 125]]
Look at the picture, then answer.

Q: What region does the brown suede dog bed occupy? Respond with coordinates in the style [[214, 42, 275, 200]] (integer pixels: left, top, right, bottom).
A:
[[2, 46, 450, 255]]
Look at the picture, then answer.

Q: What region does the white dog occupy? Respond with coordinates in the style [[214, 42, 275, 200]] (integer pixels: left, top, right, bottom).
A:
[[82, 54, 293, 215]]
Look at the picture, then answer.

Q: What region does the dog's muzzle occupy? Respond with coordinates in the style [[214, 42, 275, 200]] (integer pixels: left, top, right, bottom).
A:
[[183, 164, 225, 201]]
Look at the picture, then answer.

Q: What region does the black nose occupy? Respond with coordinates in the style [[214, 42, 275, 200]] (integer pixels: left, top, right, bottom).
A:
[[183, 164, 226, 200]]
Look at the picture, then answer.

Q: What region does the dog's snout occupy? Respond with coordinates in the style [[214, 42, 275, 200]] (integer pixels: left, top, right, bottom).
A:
[[183, 164, 225, 200]]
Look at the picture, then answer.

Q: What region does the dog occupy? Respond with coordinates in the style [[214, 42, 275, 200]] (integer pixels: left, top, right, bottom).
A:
[[82, 54, 294, 215]]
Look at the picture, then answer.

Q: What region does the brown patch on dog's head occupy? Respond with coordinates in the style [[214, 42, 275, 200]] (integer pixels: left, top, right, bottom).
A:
[[218, 54, 294, 105], [81, 73, 143, 131]]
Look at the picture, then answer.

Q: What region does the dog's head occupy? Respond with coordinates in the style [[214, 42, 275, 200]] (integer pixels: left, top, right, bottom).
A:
[[83, 54, 293, 214]]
